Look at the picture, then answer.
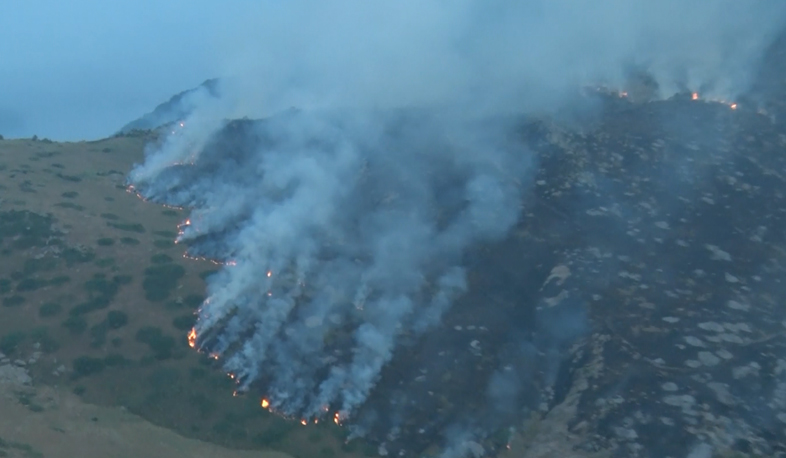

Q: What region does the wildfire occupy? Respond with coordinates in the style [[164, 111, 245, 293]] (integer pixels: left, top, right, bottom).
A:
[[730, 103, 738, 110], [334, 412, 341, 425], [267, 270, 272, 277], [692, 92, 699, 100], [300, 419, 308, 426], [261, 398, 270, 409], [187, 328, 197, 348]]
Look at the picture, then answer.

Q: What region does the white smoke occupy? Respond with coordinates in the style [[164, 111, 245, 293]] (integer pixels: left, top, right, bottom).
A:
[[128, 0, 786, 454]]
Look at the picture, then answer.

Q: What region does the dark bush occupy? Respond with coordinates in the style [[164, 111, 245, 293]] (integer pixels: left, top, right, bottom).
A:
[[0, 332, 26, 354], [99, 213, 119, 220], [97, 238, 115, 246], [16, 278, 45, 292], [150, 253, 173, 264], [2, 295, 25, 307], [171, 314, 195, 331], [104, 353, 128, 366], [183, 294, 205, 308], [72, 356, 105, 377], [0, 278, 10, 294], [39, 302, 63, 317], [112, 274, 132, 285], [62, 247, 96, 266], [142, 264, 185, 302], [135, 326, 176, 360], [89, 321, 109, 347], [107, 310, 128, 329], [48, 275, 70, 286], [62, 316, 87, 335], [153, 239, 174, 249], [95, 257, 115, 268], [107, 222, 145, 233], [61, 191, 78, 198]]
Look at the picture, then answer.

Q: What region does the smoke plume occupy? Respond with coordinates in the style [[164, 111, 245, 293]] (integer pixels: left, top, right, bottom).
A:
[[128, 1, 786, 454]]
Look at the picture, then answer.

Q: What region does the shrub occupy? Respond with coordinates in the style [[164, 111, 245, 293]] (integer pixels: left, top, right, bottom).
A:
[[135, 326, 176, 360], [119, 237, 140, 245], [0, 332, 26, 354], [153, 239, 174, 249], [39, 302, 63, 317], [61, 191, 78, 198], [62, 247, 96, 266], [16, 278, 45, 292], [107, 222, 145, 233], [171, 314, 195, 331], [107, 310, 129, 329], [62, 316, 87, 334], [100, 213, 119, 220], [142, 264, 185, 302], [48, 275, 71, 286], [72, 356, 105, 377], [151, 253, 173, 264], [103, 353, 128, 366], [2, 295, 25, 307], [97, 238, 115, 246]]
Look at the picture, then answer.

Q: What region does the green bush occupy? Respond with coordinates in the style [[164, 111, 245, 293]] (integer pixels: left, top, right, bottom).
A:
[[99, 213, 119, 220], [153, 239, 174, 249], [72, 356, 105, 377], [61, 191, 78, 198], [119, 237, 140, 245], [62, 316, 87, 335], [135, 326, 176, 360], [69, 296, 112, 316], [150, 253, 173, 264], [62, 247, 96, 266], [89, 321, 109, 347], [0, 278, 10, 294], [16, 278, 45, 292], [39, 302, 63, 317], [48, 275, 71, 286], [0, 332, 26, 354], [95, 257, 115, 268], [2, 295, 25, 307], [97, 238, 115, 246], [103, 353, 128, 366], [184, 294, 205, 308], [107, 222, 145, 233], [171, 314, 196, 331], [112, 274, 133, 285], [107, 310, 129, 329], [142, 264, 185, 302], [162, 209, 179, 217]]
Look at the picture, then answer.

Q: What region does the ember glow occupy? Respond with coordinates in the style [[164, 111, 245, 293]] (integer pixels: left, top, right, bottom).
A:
[[692, 92, 699, 100], [187, 328, 197, 348], [261, 398, 270, 409]]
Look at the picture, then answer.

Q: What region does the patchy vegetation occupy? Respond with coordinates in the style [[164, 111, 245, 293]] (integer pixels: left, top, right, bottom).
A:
[[142, 263, 185, 302]]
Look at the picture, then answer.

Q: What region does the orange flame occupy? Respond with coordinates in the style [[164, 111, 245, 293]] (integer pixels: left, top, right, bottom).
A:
[[188, 328, 197, 348], [261, 398, 270, 409], [692, 92, 699, 100], [267, 270, 272, 277], [300, 419, 308, 426], [730, 103, 737, 110], [334, 412, 341, 425]]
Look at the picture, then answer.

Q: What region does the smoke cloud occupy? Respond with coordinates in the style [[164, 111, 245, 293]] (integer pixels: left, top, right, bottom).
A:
[[128, 1, 786, 455]]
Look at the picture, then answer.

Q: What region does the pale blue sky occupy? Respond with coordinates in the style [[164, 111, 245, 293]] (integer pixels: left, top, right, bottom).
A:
[[1, 1, 784, 141], [0, 1, 250, 140]]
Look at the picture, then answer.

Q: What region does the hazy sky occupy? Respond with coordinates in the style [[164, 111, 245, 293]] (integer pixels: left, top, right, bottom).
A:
[[0, 1, 247, 140], [2, 1, 784, 141]]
